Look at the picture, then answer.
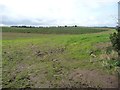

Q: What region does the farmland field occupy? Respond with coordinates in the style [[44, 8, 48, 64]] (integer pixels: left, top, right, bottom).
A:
[[2, 27, 119, 88]]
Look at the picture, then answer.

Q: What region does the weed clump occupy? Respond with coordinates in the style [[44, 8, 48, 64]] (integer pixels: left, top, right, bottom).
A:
[[110, 26, 120, 58]]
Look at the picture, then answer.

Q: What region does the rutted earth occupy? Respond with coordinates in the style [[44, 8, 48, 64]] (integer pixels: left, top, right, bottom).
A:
[[67, 69, 118, 88], [30, 45, 118, 88], [26, 68, 119, 88], [2, 44, 119, 88]]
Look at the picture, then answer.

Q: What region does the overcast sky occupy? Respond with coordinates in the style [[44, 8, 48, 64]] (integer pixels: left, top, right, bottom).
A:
[[0, 0, 119, 27]]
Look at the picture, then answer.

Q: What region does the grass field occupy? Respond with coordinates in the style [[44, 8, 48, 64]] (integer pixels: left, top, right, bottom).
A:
[[2, 27, 119, 88], [2, 27, 108, 34]]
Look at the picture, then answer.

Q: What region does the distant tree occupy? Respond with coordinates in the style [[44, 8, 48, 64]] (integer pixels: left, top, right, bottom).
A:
[[21, 26, 27, 28], [11, 26, 17, 27], [58, 26, 61, 28], [110, 26, 120, 58], [75, 25, 77, 27], [29, 26, 32, 28], [65, 25, 67, 27]]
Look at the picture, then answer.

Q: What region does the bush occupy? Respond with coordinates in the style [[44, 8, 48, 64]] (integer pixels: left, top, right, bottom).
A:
[[102, 59, 120, 69], [110, 26, 120, 58]]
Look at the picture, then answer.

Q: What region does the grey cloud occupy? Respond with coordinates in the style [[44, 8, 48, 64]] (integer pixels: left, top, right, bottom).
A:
[[0, 4, 57, 26], [1, 15, 58, 26]]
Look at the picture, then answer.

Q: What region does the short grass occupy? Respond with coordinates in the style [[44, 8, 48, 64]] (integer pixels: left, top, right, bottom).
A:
[[2, 27, 119, 88]]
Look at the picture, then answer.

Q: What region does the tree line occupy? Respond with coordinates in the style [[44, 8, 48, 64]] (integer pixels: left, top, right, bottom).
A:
[[11, 25, 78, 28]]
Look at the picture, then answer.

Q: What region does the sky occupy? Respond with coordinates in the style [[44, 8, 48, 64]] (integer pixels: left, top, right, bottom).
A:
[[0, 0, 119, 27]]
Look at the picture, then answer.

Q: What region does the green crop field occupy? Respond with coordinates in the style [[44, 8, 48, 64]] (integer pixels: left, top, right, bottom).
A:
[[2, 27, 119, 88], [2, 27, 108, 34]]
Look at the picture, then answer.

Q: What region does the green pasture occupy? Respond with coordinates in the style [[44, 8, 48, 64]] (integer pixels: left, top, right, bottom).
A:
[[2, 27, 108, 34], [2, 27, 119, 88]]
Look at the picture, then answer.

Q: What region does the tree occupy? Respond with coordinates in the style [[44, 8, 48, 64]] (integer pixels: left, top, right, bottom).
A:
[[74, 25, 77, 27], [65, 25, 67, 27], [110, 26, 120, 58]]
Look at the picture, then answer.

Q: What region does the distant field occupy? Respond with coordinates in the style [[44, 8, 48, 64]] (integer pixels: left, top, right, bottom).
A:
[[2, 27, 119, 88], [2, 27, 109, 34]]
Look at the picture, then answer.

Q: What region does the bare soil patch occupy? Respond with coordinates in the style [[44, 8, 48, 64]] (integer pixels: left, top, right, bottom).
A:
[[68, 69, 118, 88]]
